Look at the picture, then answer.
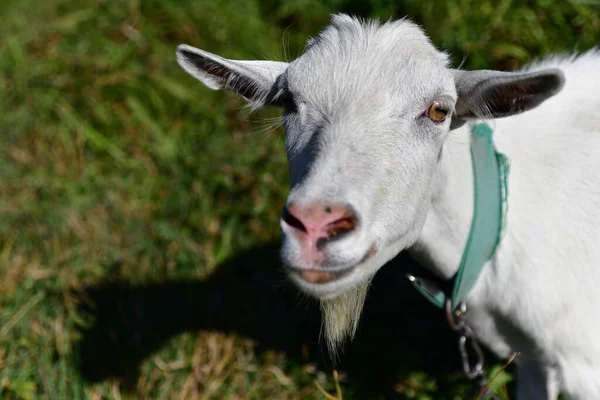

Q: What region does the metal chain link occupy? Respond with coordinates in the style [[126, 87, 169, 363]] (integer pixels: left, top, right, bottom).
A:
[[445, 299, 500, 400]]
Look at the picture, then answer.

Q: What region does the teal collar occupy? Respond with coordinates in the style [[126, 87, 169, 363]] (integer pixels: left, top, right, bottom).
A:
[[407, 121, 510, 310]]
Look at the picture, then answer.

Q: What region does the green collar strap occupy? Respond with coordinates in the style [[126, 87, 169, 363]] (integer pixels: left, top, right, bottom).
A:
[[407, 121, 510, 310]]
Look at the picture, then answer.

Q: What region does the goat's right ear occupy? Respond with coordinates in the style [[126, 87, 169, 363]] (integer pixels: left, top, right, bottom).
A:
[[176, 44, 289, 106]]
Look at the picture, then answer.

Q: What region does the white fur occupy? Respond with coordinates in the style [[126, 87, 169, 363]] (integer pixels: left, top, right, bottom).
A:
[[176, 15, 600, 399], [426, 49, 600, 399]]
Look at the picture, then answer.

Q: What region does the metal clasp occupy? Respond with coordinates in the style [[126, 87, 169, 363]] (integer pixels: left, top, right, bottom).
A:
[[445, 299, 499, 400]]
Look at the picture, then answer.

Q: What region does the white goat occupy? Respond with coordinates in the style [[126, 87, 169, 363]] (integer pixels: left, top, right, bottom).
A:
[[176, 14, 600, 399]]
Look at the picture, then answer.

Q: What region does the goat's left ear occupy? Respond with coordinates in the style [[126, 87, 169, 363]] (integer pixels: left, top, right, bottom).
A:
[[452, 68, 565, 123], [176, 44, 289, 106]]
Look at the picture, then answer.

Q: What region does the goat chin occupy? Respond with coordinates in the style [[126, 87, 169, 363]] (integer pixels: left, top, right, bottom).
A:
[[319, 279, 371, 358]]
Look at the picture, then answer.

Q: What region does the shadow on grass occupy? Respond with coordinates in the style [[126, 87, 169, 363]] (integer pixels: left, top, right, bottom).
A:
[[73, 244, 495, 398]]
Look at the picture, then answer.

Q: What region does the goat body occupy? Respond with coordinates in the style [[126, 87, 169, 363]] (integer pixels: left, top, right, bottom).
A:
[[176, 15, 600, 399]]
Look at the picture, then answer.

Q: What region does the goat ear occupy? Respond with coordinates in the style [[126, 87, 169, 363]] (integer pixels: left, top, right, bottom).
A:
[[176, 44, 289, 106], [452, 68, 565, 122]]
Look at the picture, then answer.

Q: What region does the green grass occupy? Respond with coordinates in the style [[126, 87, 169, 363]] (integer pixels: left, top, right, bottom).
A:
[[0, 0, 599, 398]]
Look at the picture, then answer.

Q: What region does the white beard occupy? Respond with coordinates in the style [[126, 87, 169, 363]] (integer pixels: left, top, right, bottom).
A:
[[319, 279, 371, 358]]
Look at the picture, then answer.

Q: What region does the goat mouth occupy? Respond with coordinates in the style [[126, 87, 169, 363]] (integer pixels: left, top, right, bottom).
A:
[[292, 266, 355, 284], [291, 243, 378, 285]]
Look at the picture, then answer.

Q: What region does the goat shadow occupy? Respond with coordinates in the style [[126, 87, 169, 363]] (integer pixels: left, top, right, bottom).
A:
[[74, 243, 504, 398]]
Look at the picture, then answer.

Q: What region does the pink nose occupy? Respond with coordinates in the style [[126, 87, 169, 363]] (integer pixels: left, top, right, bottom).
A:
[[281, 201, 358, 262]]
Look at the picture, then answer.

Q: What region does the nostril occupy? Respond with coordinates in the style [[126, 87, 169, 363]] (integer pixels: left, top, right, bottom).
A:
[[315, 214, 357, 250], [324, 215, 357, 240], [282, 205, 307, 233]]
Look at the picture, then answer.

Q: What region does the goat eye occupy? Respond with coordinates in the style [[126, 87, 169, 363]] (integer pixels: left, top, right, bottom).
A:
[[427, 102, 449, 122], [279, 92, 298, 113]]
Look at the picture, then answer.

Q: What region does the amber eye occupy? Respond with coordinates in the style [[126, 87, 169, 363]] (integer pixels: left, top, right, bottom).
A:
[[427, 102, 449, 122]]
